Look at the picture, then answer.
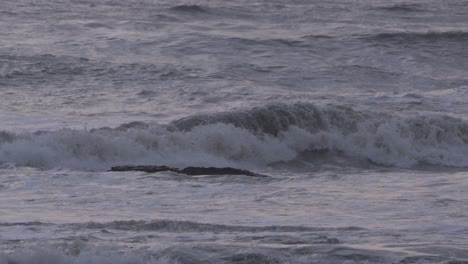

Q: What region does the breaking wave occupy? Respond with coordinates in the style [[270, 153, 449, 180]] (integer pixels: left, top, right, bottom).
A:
[[1, 103, 467, 170]]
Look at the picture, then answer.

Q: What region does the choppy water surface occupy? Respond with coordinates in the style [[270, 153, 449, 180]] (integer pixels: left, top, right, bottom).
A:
[[1, 0, 468, 263]]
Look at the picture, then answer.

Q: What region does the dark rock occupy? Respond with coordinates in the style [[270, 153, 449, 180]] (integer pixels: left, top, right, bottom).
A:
[[110, 165, 268, 177], [111, 165, 176, 173]]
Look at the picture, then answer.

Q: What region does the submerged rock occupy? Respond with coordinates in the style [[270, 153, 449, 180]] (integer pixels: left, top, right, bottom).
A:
[[110, 165, 268, 177]]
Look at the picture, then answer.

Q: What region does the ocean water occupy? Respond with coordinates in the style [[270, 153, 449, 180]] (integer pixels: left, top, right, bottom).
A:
[[1, 0, 468, 263]]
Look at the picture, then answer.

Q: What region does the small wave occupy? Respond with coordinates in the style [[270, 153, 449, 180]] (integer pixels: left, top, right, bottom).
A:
[[1, 103, 468, 170], [364, 31, 468, 43], [0, 54, 196, 86], [167, 4, 258, 21], [300, 34, 334, 39], [81, 219, 360, 233], [0, 11, 16, 16], [0, 221, 49, 227], [374, 4, 425, 12], [0, 54, 95, 80], [225, 36, 306, 48], [83, 22, 113, 29], [169, 5, 207, 13]]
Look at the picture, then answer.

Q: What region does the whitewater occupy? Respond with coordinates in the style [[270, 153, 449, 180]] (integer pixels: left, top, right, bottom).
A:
[[1, 0, 468, 263]]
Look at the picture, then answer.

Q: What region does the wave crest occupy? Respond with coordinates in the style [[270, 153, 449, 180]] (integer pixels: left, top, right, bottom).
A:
[[170, 103, 366, 136]]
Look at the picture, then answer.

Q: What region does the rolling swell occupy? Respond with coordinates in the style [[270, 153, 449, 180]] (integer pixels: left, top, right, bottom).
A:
[[0, 103, 467, 170]]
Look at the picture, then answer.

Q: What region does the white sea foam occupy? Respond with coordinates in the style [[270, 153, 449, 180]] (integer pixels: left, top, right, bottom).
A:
[[0, 123, 310, 170]]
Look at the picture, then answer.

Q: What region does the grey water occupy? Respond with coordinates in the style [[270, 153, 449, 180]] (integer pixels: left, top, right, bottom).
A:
[[1, 0, 468, 263]]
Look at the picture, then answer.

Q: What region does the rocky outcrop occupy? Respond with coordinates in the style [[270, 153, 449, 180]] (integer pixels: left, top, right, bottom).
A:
[[110, 165, 268, 177]]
